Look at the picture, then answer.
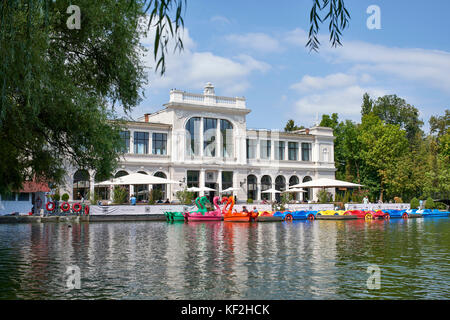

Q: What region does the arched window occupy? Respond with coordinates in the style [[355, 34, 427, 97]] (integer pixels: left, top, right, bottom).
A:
[[153, 172, 167, 201], [203, 118, 217, 157], [275, 176, 286, 202], [73, 170, 90, 200], [220, 119, 233, 158], [289, 176, 299, 201], [115, 170, 129, 178], [261, 175, 272, 201], [114, 170, 130, 202], [303, 176, 312, 201], [186, 117, 201, 156], [247, 175, 257, 201], [134, 171, 148, 202], [94, 172, 110, 201]]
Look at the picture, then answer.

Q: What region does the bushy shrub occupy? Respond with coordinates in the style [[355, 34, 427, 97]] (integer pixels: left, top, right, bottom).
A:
[[317, 189, 331, 204], [393, 196, 403, 203], [148, 189, 163, 204], [435, 202, 447, 210], [247, 198, 253, 204], [52, 193, 60, 201], [410, 197, 420, 209], [425, 197, 435, 209], [175, 188, 195, 205], [61, 193, 69, 202], [113, 186, 128, 204]]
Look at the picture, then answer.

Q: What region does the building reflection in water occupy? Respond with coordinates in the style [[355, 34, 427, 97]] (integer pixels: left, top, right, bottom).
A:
[[1, 218, 448, 299]]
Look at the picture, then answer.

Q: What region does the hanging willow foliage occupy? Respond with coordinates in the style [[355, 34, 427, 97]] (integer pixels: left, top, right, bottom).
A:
[[0, 0, 185, 193]]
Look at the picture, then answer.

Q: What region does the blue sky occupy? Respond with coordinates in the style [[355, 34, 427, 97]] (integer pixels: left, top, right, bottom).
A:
[[131, 0, 450, 131]]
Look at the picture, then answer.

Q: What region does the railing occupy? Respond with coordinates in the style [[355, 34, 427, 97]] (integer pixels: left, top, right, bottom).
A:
[[170, 90, 246, 108]]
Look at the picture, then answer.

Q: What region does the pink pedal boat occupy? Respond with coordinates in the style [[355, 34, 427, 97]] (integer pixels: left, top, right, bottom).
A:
[[184, 196, 223, 221]]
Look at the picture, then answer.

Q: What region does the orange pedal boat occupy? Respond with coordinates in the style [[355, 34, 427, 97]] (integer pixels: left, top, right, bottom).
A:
[[221, 196, 258, 222]]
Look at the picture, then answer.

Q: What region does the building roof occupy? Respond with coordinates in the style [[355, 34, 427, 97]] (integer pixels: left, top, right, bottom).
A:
[[19, 181, 51, 193]]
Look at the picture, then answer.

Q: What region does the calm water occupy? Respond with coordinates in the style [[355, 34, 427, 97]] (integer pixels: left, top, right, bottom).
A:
[[0, 218, 449, 300]]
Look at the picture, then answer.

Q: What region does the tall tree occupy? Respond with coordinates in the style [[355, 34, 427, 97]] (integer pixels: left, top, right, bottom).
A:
[[358, 114, 409, 201], [0, 0, 167, 193], [361, 94, 424, 144]]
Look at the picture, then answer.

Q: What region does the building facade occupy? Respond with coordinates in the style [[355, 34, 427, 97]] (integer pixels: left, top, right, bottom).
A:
[[62, 83, 336, 203]]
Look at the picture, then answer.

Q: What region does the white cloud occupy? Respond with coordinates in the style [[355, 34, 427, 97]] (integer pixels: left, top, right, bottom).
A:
[[290, 73, 359, 93], [210, 15, 231, 25], [323, 41, 450, 94], [141, 27, 271, 95], [293, 85, 387, 119], [284, 28, 308, 47], [225, 33, 282, 53]]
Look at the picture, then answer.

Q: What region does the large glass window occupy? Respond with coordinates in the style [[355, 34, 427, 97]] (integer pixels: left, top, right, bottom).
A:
[[275, 176, 286, 202], [289, 176, 300, 201], [260, 140, 271, 159], [119, 131, 130, 153], [153, 172, 167, 201], [261, 175, 272, 201], [247, 175, 257, 201], [222, 171, 233, 191], [203, 118, 217, 157], [303, 176, 312, 201], [288, 142, 298, 160], [18, 193, 30, 201], [152, 133, 167, 155], [73, 169, 90, 200], [302, 143, 312, 161], [275, 141, 285, 160], [134, 132, 149, 154], [246, 139, 257, 159], [186, 117, 201, 156], [187, 171, 200, 188], [220, 119, 233, 158]]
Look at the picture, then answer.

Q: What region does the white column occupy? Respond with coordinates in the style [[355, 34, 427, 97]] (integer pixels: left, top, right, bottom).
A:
[[285, 141, 289, 161], [89, 174, 95, 202], [200, 118, 204, 157], [199, 169, 205, 197], [218, 169, 222, 195], [216, 120, 221, 158]]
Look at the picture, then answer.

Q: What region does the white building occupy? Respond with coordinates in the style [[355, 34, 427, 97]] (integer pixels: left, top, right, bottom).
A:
[[61, 83, 336, 203]]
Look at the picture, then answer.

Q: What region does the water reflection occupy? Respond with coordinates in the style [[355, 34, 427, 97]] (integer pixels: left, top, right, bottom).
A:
[[0, 218, 448, 299]]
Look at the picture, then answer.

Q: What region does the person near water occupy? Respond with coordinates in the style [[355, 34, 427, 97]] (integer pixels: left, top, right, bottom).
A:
[[130, 194, 136, 205]]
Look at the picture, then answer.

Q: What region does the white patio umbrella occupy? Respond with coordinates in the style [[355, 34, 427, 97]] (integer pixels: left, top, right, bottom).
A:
[[221, 187, 241, 193], [282, 187, 308, 193], [290, 178, 363, 189], [261, 188, 281, 194], [95, 172, 179, 186], [186, 186, 216, 192]]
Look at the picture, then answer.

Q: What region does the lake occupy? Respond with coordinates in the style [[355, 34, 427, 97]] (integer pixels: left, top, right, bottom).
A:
[[0, 218, 449, 299]]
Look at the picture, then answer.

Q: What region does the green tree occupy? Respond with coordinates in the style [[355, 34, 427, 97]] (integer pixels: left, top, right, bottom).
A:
[[361, 94, 424, 144], [284, 119, 304, 132], [358, 114, 409, 202], [319, 113, 339, 130], [0, 1, 151, 193]]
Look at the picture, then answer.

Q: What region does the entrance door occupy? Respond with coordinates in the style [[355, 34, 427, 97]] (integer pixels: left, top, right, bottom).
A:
[[205, 183, 217, 203]]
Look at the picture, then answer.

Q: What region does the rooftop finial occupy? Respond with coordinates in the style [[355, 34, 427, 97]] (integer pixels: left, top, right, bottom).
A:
[[204, 82, 215, 95]]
